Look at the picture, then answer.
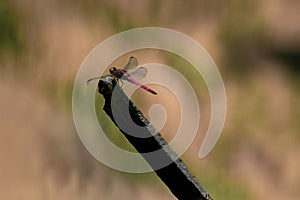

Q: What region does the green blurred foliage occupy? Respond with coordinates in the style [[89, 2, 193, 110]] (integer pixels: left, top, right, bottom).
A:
[[218, 0, 269, 74], [0, 0, 24, 57], [271, 48, 300, 74], [72, 0, 137, 32], [44, 80, 74, 114], [203, 172, 252, 200]]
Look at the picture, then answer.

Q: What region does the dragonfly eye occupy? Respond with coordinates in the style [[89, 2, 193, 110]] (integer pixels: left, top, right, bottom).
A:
[[109, 67, 116, 73]]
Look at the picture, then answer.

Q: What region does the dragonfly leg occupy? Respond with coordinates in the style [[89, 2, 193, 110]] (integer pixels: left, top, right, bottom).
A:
[[119, 79, 124, 87]]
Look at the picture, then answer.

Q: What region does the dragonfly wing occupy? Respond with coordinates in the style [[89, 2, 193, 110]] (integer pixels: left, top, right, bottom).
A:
[[123, 56, 138, 71], [128, 67, 148, 80]]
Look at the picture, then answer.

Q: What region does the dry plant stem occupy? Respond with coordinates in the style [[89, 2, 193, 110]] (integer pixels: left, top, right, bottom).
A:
[[97, 75, 213, 200]]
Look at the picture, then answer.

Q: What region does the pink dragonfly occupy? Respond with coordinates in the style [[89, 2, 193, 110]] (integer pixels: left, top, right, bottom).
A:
[[87, 56, 157, 95]]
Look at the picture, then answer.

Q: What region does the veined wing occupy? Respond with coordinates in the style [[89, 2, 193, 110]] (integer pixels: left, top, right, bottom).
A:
[[128, 67, 148, 80], [123, 56, 138, 71]]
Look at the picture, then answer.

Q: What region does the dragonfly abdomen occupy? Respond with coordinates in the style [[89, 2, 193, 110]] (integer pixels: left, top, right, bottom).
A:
[[127, 76, 157, 95]]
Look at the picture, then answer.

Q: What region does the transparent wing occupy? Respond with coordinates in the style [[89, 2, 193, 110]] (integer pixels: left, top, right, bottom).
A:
[[123, 56, 138, 71], [128, 67, 148, 80]]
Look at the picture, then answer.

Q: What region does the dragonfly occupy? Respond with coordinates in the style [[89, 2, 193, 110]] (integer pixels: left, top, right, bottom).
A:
[[87, 56, 157, 95]]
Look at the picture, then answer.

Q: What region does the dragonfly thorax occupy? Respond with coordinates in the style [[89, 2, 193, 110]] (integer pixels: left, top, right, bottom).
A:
[[109, 67, 127, 79]]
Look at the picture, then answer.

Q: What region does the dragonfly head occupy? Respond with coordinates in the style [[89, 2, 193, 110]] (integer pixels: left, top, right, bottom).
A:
[[109, 67, 116, 74]]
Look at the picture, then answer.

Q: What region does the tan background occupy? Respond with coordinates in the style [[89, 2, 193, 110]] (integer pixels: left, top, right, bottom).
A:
[[0, 0, 300, 199]]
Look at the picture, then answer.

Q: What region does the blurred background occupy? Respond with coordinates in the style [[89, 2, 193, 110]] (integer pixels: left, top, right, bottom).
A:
[[1, 0, 300, 199]]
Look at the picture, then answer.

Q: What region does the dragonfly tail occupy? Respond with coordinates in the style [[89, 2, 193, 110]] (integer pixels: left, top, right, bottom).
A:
[[126, 77, 157, 95], [140, 85, 157, 95]]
